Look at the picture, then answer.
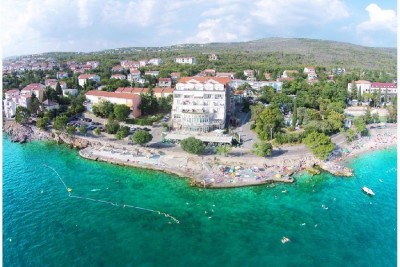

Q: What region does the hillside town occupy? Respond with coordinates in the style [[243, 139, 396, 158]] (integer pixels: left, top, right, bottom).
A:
[[2, 52, 397, 186]]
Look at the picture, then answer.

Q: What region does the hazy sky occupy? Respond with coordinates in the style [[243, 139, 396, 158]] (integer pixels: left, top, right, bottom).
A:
[[2, 0, 397, 57]]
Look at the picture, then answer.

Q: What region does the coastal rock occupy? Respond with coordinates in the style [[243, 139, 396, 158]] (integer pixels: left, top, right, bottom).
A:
[[55, 132, 90, 149], [3, 121, 33, 143]]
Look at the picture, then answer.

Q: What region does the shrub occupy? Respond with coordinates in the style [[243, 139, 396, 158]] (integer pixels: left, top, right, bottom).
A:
[[181, 137, 205, 155], [132, 130, 153, 146]]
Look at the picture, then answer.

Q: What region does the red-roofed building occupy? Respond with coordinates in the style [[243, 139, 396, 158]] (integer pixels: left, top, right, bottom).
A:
[[371, 82, 397, 95], [111, 65, 124, 72], [85, 90, 141, 118], [127, 70, 141, 82], [56, 71, 69, 79], [21, 83, 45, 101], [78, 74, 100, 87], [158, 78, 172, 87], [170, 72, 181, 82], [110, 74, 126, 80]]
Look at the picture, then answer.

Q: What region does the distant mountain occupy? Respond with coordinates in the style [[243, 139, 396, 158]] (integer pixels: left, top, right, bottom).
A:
[[10, 38, 396, 72]]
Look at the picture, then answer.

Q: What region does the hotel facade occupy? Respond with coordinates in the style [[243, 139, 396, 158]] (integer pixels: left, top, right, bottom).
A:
[[171, 77, 234, 132]]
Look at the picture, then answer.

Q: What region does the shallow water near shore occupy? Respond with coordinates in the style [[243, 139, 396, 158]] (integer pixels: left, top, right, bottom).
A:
[[3, 137, 397, 266]]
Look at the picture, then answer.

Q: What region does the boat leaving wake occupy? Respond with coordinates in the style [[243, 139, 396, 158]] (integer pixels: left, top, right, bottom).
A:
[[91, 189, 101, 192]]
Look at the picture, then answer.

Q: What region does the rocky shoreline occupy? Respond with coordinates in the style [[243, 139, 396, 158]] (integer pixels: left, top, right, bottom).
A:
[[3, 120, 357, 188]]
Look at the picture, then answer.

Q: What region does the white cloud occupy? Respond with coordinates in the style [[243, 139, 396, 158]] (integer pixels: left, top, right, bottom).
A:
[[251, 0, 349, 27], [357, 4, 397, 33]]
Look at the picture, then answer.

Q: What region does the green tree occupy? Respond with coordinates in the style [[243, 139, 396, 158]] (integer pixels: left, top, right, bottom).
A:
[[303, 131, 335, 160], [350, 82, 357, 100], [252, 142, 273, 157], [352, 117, 368, 136], [94, 127, 101, 135], [326, 110, 344, 133], [92, 101, 115, 118], [79, 125, 87, 135], [253, 106, 284, 141], [115, 126, 130, 140], [291, 99, 297, 129], [372, 113, 380, 123], [180, 137, 205, 155], [132, 130, 153, 146], [28, 94, 41, 116], [105, 117, 120, 134], [66, 125, 76, 135], [215, 144, 232, 156], [114, 104, 131, 121], [55, 82, 62, 95], [36, 118, 47, 130], [53, 115, 68, 131], [364, 107, 372, 124], [15, 106, 30, 124], [345, 128, 356, 143]]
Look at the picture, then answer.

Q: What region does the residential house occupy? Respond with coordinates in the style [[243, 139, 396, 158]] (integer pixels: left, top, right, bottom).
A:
[[370, 82, 397, 96], [199, 69, 216, 77], [139, 60, 148, 67], [127, 70, 141, 82], [170, 72, 181, 82], [304, 67, 318, 82], [243, 70, 254, 78], [21, 83, 45, 101], [158, 78, 172, 87], [42, 99, 60, 111], [56, 72, 69, 79], [175, 57, 196, 64], [171, 77, 234, 132], [62, 88, 79, 97], [216, 72, 234, 78], [78, 74, 100, 87], [347, 80, 372, 95], [148, 58, 163, 66], [110, 74, 126, 80], [144, 71, 159, 77], [208, 53, 218, 61], [111, 65, 124, 72], [264, 73, 272, 80], [281, 70, 299, 79], [121, 60, 140, 69], [46, 79, 67, 89], [86, 61, 99, 69], [153, 87, 174, 98], [85, 90, 141, 118]]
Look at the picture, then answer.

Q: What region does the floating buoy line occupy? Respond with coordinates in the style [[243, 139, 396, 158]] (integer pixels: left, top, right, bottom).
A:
[[43, 164, 179, 224]]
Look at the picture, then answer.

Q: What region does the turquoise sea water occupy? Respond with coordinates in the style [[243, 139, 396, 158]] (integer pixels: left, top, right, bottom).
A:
[[3, 137, 397, 267]]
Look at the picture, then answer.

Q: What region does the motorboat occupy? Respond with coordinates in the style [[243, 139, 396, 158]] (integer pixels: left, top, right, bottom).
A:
[[281, 237, 290, 244], [362, 186, 375, 196]]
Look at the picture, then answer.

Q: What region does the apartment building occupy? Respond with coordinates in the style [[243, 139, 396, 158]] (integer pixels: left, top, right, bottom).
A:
[[171, 77, 233, 132]]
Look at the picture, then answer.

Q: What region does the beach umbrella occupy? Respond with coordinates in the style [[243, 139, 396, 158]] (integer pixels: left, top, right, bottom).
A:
[[275, 174, 281, 179]]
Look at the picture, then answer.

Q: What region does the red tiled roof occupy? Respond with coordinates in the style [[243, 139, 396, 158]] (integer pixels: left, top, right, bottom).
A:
[[162, 88, 174, 93], [86, 90, 139, 100], [22, 83, 45, 91], [178, 76, 231, 84], [6, 89, 19, 94], [79, 74, 98, 79], [371, 82, 396, 88], [354, 80, 371, 84], [115, 87, 145, 94]]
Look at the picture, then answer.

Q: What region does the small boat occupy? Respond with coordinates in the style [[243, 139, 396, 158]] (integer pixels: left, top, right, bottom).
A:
[[362, 186, 375, 196], [67, 188, 73, 192], [281, 237, 290, 244]]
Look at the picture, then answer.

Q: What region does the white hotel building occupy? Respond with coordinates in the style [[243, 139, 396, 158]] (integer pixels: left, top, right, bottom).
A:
[[171, 77, 234, 132]]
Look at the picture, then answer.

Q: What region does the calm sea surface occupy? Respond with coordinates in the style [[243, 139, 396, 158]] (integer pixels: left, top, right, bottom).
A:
[[3, 137, 397, 267]]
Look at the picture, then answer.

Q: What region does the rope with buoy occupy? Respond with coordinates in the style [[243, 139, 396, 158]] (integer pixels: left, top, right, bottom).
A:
[[43, 164, 180, 224]]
